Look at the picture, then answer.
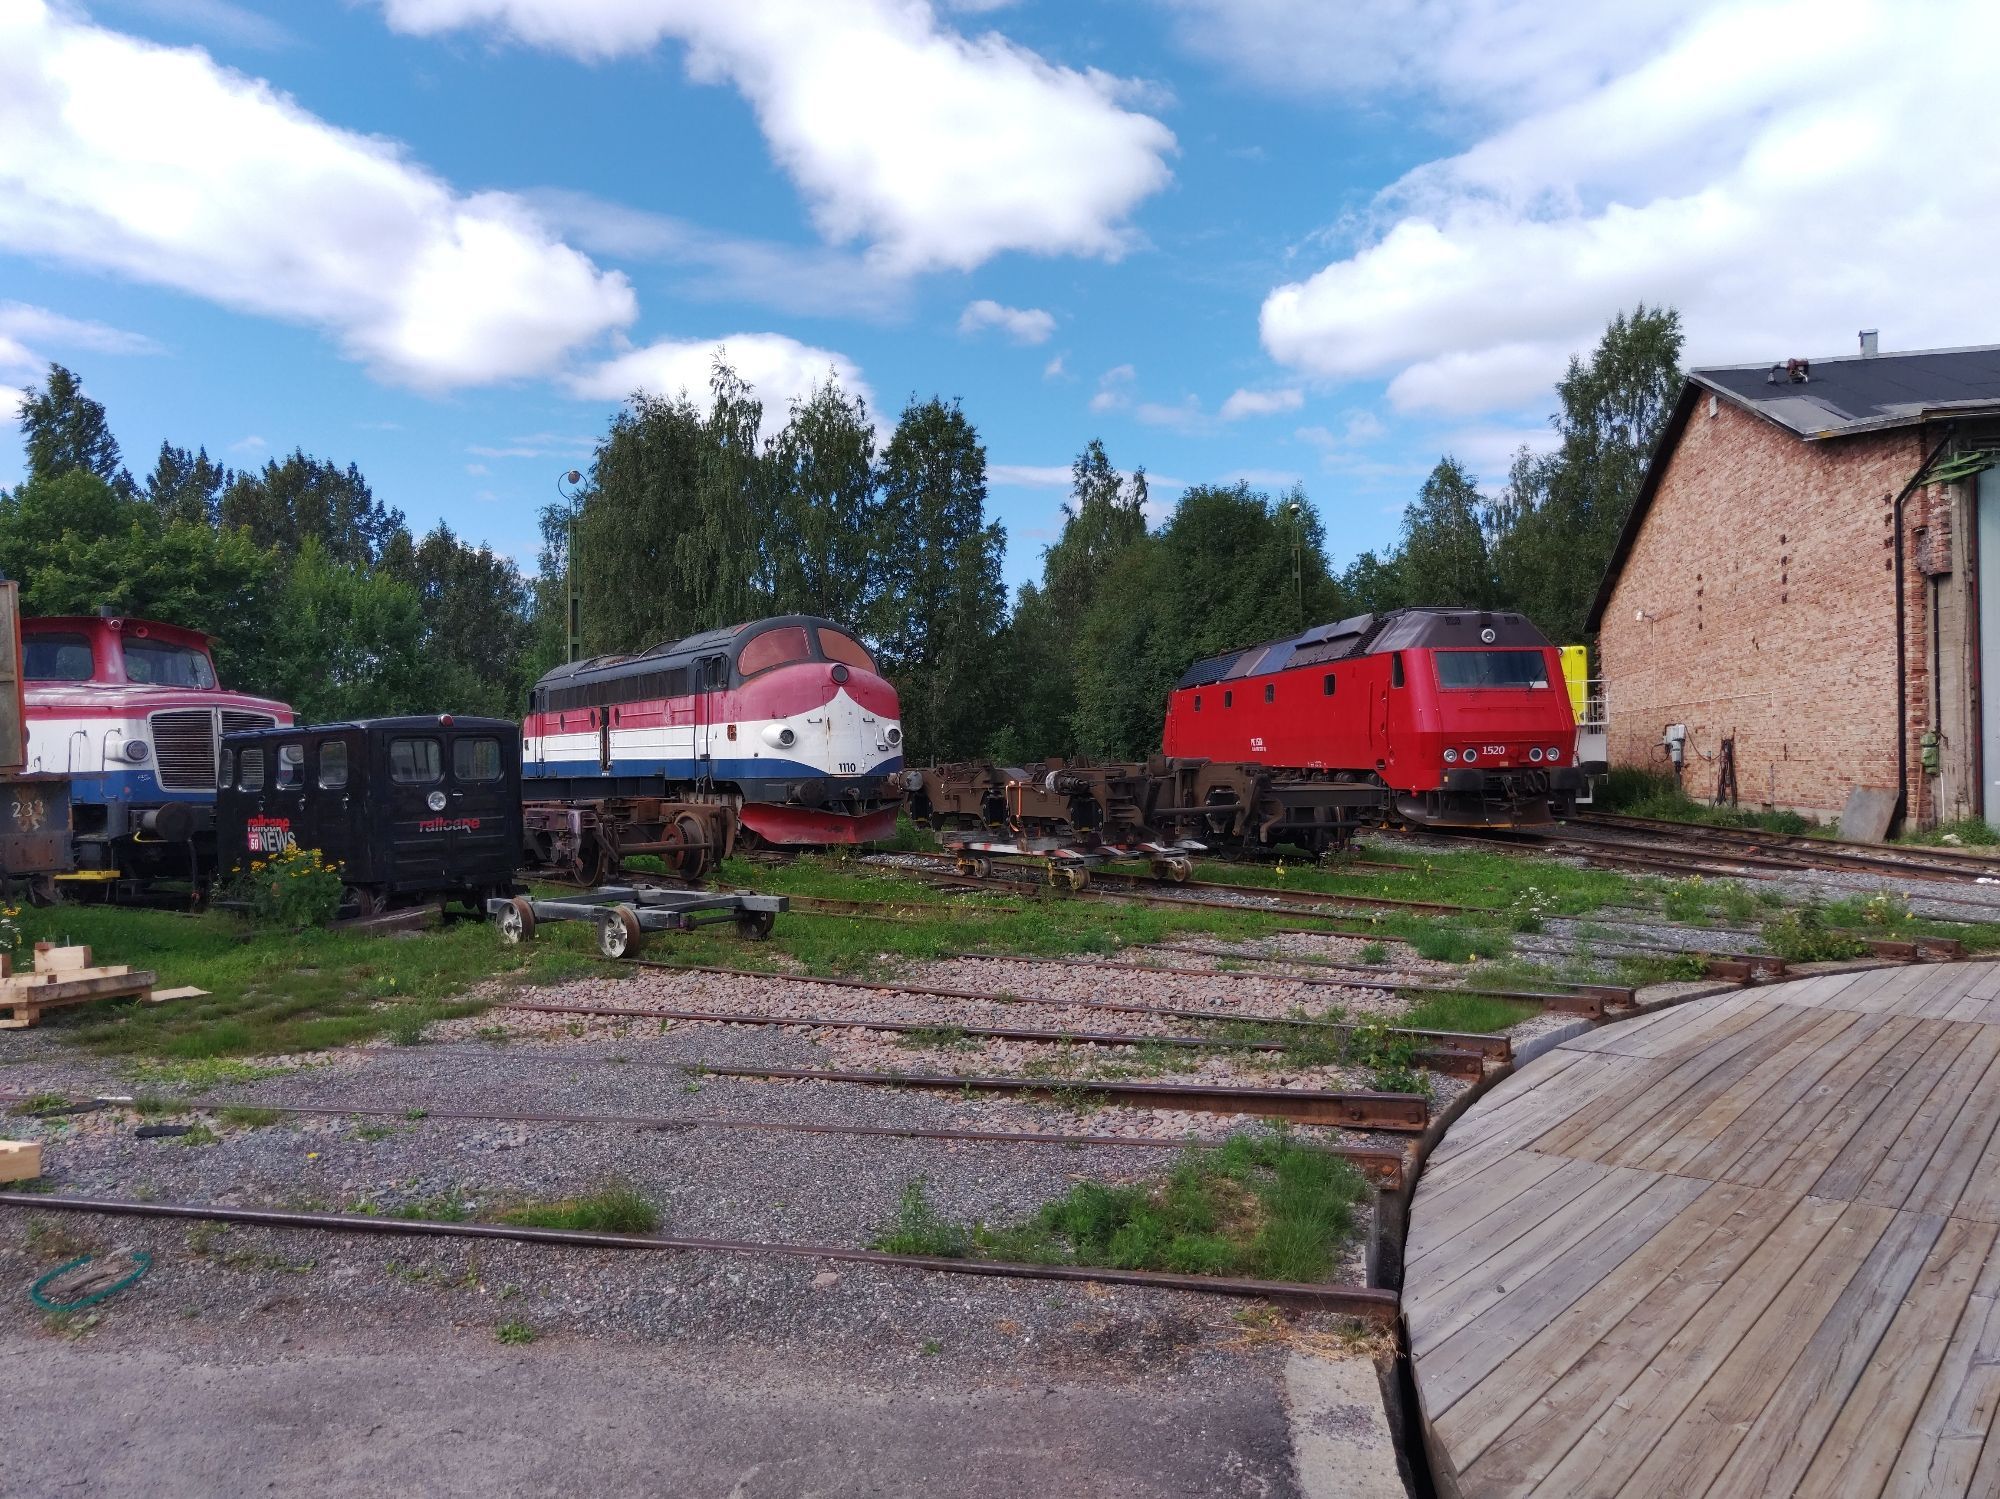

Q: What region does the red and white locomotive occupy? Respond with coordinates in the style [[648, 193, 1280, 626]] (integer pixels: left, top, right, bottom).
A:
[[1163, 607, 1586, 827], [20, 614, 293, 880], [521, 615, 903, 869]]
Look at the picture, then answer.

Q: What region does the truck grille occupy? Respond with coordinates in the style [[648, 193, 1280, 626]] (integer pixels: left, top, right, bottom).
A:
[[150, 710, 219, 792]]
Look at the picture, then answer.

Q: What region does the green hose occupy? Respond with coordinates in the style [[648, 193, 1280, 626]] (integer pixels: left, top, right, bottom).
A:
[[30, 1251, 151, 1312]]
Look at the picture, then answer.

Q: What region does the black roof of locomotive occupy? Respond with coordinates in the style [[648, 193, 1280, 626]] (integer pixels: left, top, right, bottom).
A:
[[221, 714, 518, 743], [532, 614, 852, 693], [1174, 608, 1554, 689]]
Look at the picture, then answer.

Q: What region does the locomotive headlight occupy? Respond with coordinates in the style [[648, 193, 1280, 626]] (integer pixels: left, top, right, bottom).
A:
[[1461, 748, 1478, 765], [1442, 748, 1457, 764], [761, 724, 798, 750], [1529, 747, 1544, 762], [885, 727, 902, 746], [123, 740, 150, 763], [1546, 747, 1562, 762]]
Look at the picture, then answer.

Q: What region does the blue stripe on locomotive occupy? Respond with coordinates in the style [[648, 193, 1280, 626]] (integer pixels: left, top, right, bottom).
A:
[[63, 768, 215, 807]]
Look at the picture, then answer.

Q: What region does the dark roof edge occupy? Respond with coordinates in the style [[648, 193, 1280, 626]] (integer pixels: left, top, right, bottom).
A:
[[1584, 380, 1704, 634]]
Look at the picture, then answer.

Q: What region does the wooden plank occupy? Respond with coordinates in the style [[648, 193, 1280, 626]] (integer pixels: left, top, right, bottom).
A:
[[1803, 1022, 1983, 1202], [1883, 1224, 2000, 1498], [1727, 1016, 1939, 1189], [1461, 1193, 1846, 1497], [1430, 1181, 1768, 1465], [1706, 1205, 1948, 1498], [1942, 963, 2000, 1022], [1671, 1010, 1899, 1182], [1611, 1200, 1896, 1497], [1901, 1041, 2000, 1220], [1405, 1150, 1570, 1268], [1421, 1056, 1657, 1196], [146, 985, 210, 1003], [1558, 991, 1761, 1059], [1852, 1025, 2000, 1212], [1414, 1172, 1712, 1418], [1793, 1217, 2000, 1499], [1906, 963, 1993, 1020], [1592, 992, 1773, 1062], [1408, 1159, 1624, 1295], [1407, 1164, 1657, 1357], [1602, 1008, 1858, 1174], [31, 943, 92, 973], [0, 1140, 41, 1182]]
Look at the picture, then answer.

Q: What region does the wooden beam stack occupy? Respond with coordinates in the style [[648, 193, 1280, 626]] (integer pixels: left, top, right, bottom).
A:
[[0, 944, 157, 1029]]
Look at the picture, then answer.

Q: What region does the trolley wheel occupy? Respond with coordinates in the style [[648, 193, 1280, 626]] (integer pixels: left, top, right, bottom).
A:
[[341, 884, 384, 921], [578, 838, 616, 888], [1165, 857, 1192, 883], [597, 905, 646, 959], [496, 896, 537, 945], [1048, 864, 1088, 892], [734, 908, 777, 941], [954, 856, 981, 878], [668, 812, 715, 882]]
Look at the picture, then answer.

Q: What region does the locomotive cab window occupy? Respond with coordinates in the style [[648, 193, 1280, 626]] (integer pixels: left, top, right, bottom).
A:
[[388, 737, 443, 784], [1323, 673, 1336, 697], [1193, 694, 1201, 711], [318, 740, 348, 790], [275, 743, 304, 790], [453, 737, 504, 782], [816, 629, 875, 671], [1223, 690, 1233, 708], [239, 747, 265, 791], [23, 633, 94, 681], [1264, 683, 1275, 703], [737, 627, 812, 677], [1433, 650, 1551, 690], [1391, 653, 1405, 688]]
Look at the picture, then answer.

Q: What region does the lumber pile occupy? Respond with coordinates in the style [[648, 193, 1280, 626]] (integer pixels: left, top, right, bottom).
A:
[[0, 944, 156, 1029]]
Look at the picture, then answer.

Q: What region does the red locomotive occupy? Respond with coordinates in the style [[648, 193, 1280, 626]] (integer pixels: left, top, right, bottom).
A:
[[1162, 607, 1584, 828]]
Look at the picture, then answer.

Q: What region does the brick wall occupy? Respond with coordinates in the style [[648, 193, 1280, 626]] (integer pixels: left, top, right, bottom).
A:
[[1598, 394, 1928, 817]]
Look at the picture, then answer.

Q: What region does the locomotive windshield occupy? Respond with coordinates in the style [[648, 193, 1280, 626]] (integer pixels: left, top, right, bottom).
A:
[[122, 638, 217, 689], [817, 629, 874, 671], [737, 626, 812, 677], [23, 632, 94, 680], [1433, 650, 1550, 690]]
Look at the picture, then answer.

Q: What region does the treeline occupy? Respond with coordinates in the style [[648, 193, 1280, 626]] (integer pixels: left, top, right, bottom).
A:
[[2, 303, 1679, 759]]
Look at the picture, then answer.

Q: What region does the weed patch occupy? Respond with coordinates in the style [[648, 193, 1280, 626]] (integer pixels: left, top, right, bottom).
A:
[[217, 1105, 282, 1129], [1762, 906, 1870, 963], [494, 1183, 659, 1235]]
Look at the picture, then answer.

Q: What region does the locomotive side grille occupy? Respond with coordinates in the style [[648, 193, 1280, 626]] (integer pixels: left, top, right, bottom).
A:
[[221, 711, 276, 737], [150, 709, 218, 792]]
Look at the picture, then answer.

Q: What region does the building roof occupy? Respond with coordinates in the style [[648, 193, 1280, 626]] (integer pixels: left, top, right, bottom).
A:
[[1690, 343, 2000, 439], [1585, 343, 2000, 632]]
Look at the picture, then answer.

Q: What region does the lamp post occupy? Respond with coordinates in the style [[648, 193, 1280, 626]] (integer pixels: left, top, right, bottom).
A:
[[557, 469, 584, 663], [1286, 500, 1304, 628]]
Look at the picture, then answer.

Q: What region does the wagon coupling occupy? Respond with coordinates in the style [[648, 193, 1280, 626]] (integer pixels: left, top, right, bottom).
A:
[[488, 884, 787, 957]]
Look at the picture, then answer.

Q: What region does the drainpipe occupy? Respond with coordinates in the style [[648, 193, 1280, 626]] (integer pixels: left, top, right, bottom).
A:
[[1894, 429, 1956, 829]]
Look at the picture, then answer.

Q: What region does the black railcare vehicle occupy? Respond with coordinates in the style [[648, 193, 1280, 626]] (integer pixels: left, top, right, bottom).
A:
[[218, 715, 522, 918]]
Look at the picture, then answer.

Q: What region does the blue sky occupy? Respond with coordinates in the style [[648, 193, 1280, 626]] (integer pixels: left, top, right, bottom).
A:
[[4, 0, 1991, 591]]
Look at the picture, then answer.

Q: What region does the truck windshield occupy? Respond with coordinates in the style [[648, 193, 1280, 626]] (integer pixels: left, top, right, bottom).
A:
[[123, 639, 217, 688], [1433, 650, 1550, 690]]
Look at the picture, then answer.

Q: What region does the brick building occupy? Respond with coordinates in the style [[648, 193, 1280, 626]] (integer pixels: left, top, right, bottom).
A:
[[1587, 340, 2000, 828]]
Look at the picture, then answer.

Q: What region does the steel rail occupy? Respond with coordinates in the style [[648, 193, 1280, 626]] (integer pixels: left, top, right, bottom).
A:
[[618, 957, 1524, 1052], [0, 1192, 1399, 1320], [688, 1064, 1430, 1130], [0, 1093, 1406, 1189], [1570, 812, 2000, 885]]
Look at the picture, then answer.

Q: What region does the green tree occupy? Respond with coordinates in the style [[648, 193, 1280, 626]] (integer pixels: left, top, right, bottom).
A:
[[388, 523, 533, 716], [573, 359, 764, 652], [870, 398, 1006, 761], [142, 442, 229, 527], [219, 450, 408, 567], [1396, 457, 1495, 607], [1491, 304, 1685, 638], [264, 538, 433, 721], [1338, 549, 1408, 614], [17, 363, 132, 493], [761, 378, 877, 622]]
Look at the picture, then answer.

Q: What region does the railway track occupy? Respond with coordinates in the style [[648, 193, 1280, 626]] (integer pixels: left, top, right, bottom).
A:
[[1570, 810, 2000, 884], [0, 1191, 1398, 1320]]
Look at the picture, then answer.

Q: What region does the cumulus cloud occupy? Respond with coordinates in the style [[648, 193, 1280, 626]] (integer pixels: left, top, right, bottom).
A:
[[0, 1, 635, 391], [1245, 0, 2000, 416], [568, 333, 873, 443], [1088, 362, 1136, 413], [376, 0, 1175, 272], [1218, 386, 1302, 421], [988, 463, 1073, 488], [958, 299, 1056, 345]]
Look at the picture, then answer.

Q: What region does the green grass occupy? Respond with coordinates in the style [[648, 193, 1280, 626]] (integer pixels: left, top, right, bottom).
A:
[[1400, 992, 1540, 1034], [14, 904, 599, 1061], [216, 1105, 282, 1129], [493, 1183, 659, 1234], [1899, 816, 2000, 847], [877, 1130, 1369, 1283], [495, 1319, 537, 1345], [1178, 843, 1637, 920], [1761, 906, 1870, 963], [1596, 766, 1829, 836], [390, 1191, 472, 1223]]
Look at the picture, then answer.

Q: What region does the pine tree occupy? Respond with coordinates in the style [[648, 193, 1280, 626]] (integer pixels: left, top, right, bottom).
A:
[[17, 363, 132, 494], [142, 442, 229, 526]]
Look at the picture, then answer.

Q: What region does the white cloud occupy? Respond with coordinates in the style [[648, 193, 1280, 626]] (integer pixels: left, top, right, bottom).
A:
[[568, 332, 873, 443], [1088, 362, 1136, 413], [1218, 386, 1302, 421], [988, 463, 1073, 488], [1248, 0, 2000, 417], [1042, 354, 1067, 380], [958, 299, 1056, 345], [376, 0, 1176, 273], [1134, 396, 1207, 433], [96, 0, 296, 50], [1437, 422, 1559, 483], [0, 1, 635, 390], [466, 462, 490, 475], [0, 303, 161, 367], [0, 387, 23, 423], [228, 435, 266, 454], [1220, 467, 1302, 488]]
